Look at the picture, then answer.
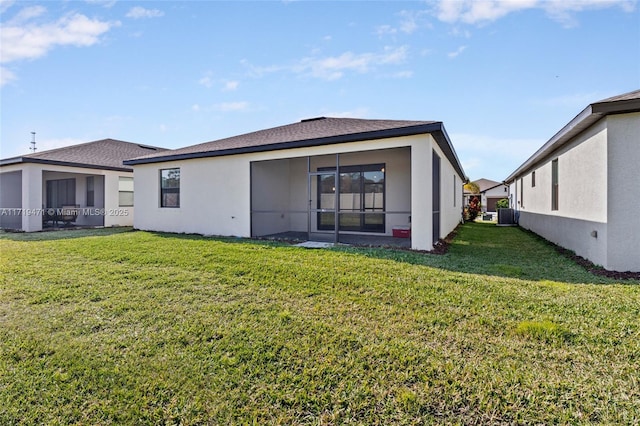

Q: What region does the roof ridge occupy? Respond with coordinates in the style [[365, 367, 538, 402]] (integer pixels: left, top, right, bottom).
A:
[[24, 138, 162, 159], [128, 117, 439, 161], [1, 138, 169, 171]]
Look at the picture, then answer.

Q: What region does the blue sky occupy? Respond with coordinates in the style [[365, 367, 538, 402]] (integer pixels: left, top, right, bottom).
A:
[[1, 0, 638, 181]]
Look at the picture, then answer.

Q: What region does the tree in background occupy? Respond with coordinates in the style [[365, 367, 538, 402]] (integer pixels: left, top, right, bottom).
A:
[[464, 181, 480, 195]]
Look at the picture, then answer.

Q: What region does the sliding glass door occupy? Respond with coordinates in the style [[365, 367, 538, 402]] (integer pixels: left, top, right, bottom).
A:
[[318, 164, 385, 233]]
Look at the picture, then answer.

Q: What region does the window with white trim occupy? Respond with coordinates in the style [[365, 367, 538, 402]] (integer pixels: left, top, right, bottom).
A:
[[119, 177, 134, 207]]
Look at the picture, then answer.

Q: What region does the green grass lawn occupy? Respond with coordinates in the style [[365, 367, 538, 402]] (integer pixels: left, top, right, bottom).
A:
[[1, 223, 638, 425]]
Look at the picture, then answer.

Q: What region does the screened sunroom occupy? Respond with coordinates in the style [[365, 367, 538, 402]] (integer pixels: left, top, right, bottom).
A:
[[250, 147, 412, 246]]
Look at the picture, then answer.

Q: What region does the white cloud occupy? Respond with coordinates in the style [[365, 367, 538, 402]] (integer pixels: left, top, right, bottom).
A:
[[199, 73, 239, 91], [295, 52, 366, 80], [376, 10, 431, 37], [294, 46, 408, 80], [241, 46, 408, 81], [214, 101, 249, 112], [420, 48, 434, 56], [542, 0, 635, 27], [0, 0, 16, 13], [240, 59, 284, 78], [447, 45, 467, 58], [448, 26, 472, 38], [392, 70, 414, 78], [379, 45, 409, 64], [192, 104, 200, 112], [198, 75, 213, 88], [433, 0, 635, 27], [397, 10, 427, 34], [376, 25, 397, 36], [223, 80, 239, 91], [125, 6, 164, 19], [7, 5, 46, 24], [0, 66, 16, 86], [0, 8, 119, 69]]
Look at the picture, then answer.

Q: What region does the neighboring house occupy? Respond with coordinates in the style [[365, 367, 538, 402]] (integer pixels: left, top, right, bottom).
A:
[[463, 178, 509, 212], [125, 117, 467, 251], [0, 139, 167, 232], [505, 89, 640, 272]]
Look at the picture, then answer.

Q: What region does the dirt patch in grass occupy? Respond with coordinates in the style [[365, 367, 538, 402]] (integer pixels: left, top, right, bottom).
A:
[[432, 228, 457, 254]]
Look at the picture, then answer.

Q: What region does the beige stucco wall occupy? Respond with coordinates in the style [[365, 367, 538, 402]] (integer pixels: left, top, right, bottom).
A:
[[484, 185, 508, 199], [518, 119, 608, 222], [606, 112, 640, 272], [515, 119, 609, 268], [133, 134, 464, 251], [513, 112, 639, 272]]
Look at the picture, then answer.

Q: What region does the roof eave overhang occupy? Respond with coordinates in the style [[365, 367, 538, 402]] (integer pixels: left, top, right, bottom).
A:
[[591, 97, 640, 114], [0, 157, 24, 167], [0, 157, 132, 172], [504, 97, 640, 183], [124, 122, 464, 175], [430, 124, 467, 181]]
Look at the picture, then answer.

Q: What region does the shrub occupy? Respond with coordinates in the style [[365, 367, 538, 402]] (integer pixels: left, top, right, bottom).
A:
[[464, 196, 481, 221], [496, 198, 509, 209]]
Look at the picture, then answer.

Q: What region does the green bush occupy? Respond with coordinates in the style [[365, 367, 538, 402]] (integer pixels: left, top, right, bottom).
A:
[[464, 196, 481, 221], [496, 198, 509, 209]]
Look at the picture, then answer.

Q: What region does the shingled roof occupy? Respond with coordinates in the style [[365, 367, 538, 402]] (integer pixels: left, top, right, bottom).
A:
[[1, 139, 167, 172], [505, 89, 640, 182], [124, 117, 466, 179]]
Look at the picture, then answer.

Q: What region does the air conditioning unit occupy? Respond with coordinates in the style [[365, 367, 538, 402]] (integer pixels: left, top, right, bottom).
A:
[[497, 208, 515, 225]]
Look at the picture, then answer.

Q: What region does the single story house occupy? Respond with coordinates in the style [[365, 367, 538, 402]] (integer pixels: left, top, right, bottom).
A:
[[125, 117, 467, 251], [505, 89, 640, 272], [463, 178, 509, 213], [0, 139, 166, 232]]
